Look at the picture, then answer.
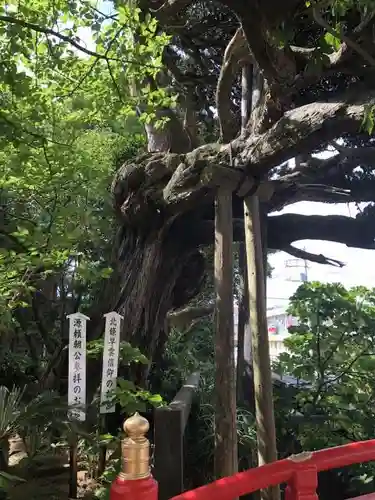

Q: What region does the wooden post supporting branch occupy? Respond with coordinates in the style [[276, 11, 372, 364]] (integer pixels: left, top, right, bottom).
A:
[[69, 434, 78, 499], [236, 242, 249, 402], [214, 188, 238, 479], [242, 62, 278, 500], [237, 64, 253, 402], [244, 195, 279, 500], [97, 415, 107, 478]]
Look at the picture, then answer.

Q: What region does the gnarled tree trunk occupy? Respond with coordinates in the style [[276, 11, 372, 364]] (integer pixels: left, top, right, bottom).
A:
[[85, 219, 206, 400]]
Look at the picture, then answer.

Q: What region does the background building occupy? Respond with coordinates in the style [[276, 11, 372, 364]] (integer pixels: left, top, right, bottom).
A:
[[267, 306, 297, 361], [233, 304, 297, 363]]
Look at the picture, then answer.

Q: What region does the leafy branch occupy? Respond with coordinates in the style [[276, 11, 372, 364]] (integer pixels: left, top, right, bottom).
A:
[[0, 15, 117, 61], [312, 7, 375, 66]]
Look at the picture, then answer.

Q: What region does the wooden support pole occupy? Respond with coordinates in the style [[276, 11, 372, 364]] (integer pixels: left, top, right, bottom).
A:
[[236, 242, 249, 402], [97, 415, 107, 478], [214, 188, 238, 479], [237, 63, 253, 402], [154, 372, 200, 499], [154, 407, 183, 500], [69, 435, 78, 499], [244, 194, 279, 500]]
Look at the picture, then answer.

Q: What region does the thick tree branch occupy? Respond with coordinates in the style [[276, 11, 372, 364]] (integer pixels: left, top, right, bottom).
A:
[[271, 184, 351, 209], [216, 28, 251, 142], [279, 154, 345, 184], [113, 83, 375, 225], [268, 213, 375, 250], [220, 0, 297, 92], [195, 213, 375, 256], [275, 178, 375, 208], [270, 145, 375, 209], [235, 85, 375, 171], [283, 245, 344, 267], [167, 304, 214, 328], [329, 143, 375, 161]]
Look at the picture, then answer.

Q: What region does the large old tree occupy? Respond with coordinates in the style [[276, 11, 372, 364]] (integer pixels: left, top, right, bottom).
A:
[[106, 0, 375, 370], [2, 0, 375, 392]]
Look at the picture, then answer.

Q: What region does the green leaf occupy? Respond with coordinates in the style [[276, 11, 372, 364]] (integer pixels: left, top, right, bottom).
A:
[[361, 105, 375, 134], [148, 394, 163, 405], [117, 379, 136, 392], [324, 31, 341, 51]]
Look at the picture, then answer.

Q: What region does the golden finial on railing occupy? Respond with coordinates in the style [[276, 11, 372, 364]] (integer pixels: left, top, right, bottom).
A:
[[119, 412, 151, 480]]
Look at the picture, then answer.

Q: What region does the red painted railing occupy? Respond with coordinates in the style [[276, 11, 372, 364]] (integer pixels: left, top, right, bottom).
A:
[[170, 440, 375, 500], [109, 418, 375, 500]]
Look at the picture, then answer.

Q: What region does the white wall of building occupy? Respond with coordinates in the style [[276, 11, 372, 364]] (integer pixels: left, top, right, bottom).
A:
[[233, 304, 295, 363]]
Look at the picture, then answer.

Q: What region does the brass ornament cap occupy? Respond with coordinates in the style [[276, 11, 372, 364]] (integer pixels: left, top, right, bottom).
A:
[[119, 413, 151, 480], [124, 412, 149, 438]]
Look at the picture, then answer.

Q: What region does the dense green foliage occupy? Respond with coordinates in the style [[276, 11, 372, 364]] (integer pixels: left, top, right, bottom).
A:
[[0, 0, 174, 332], [0, 4, 162, 494], [0, 0, 162, 393], [0, 127, 146, 392], [274, 282, 375, 496], [277, 282, 375, 448]]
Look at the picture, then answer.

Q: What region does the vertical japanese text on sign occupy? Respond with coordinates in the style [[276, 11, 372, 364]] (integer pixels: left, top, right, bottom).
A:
[[100, 312, 123, 413], [67, 313, 89, 421]]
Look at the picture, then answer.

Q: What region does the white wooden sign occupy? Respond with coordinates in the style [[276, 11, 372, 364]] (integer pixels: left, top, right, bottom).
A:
[[100, 311, 123, 414], [67, 312, 89, 421]]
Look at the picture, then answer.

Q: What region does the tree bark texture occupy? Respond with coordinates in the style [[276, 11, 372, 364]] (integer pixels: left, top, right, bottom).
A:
[[84, 222, 206, 400], [214, 188, 238, 479]]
